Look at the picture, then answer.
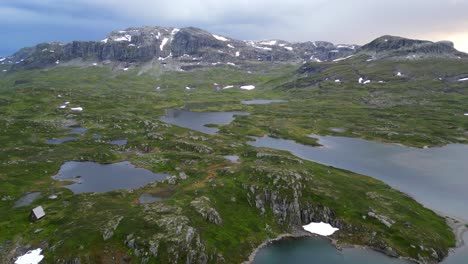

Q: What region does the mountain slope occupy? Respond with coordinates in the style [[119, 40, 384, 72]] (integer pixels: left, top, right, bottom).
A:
[[1, 26, 355, 70], [359, 35, 468, 60]]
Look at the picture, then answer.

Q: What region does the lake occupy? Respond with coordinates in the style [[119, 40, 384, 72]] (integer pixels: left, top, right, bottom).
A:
[[52, 161, 168, 193], [249, 135, 468, 221], [159, 108, 248, 134], [249, 135, 468, 264]]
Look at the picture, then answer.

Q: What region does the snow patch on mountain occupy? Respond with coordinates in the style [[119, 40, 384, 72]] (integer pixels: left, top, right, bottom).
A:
[[160, 38, 169, 51], [114, 35, 132, 42], [259, 40, 277, 46], [213, 34, 228, 41]]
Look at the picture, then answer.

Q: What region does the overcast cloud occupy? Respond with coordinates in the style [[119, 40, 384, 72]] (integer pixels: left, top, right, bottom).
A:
[[1, 0, 468, 56]]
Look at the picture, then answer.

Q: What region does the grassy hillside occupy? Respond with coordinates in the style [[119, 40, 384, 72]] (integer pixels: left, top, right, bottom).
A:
[[0, 60, 465, 263]]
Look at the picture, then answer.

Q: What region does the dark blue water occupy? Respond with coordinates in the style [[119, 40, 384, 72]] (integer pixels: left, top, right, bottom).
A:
[[253, 237, 413, 264], [52, 161, 168, 193]]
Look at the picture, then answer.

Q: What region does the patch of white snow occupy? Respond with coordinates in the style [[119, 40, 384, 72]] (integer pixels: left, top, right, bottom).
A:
[[227, 44, 235, 49], [259, 40, 277, 45], [358, 77, 364, 84], [160, 38, 169, 51], [240, 85, 255, 90], [284, 46, 293, 51], [235, 51, 240, 57], [15, 248, 44, 264], [70, 107, 83, 111], [458, 78, 468, 82], [213, 34, 228, 41], [114, 35, 132, 42], [101, 38, 108, 43], [303, 222, 339, 236], [333, 55, 354, 62], [223, 85, 234, 89]]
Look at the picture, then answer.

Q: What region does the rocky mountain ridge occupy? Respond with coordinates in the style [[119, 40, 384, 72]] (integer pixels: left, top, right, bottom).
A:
[[1, 26, 466, 71]]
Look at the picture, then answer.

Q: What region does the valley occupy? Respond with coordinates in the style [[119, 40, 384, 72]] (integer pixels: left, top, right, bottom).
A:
[[0, 27, 467, 264]]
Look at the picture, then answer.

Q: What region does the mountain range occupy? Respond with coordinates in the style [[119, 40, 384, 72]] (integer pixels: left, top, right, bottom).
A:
[[1, 26, 467, 71]]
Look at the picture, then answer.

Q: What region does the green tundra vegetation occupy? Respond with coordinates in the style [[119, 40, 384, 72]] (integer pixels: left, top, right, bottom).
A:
[[0, 56, 466, 263]]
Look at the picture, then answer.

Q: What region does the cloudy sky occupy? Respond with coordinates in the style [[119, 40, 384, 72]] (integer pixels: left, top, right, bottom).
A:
[[2, 0, 468, 56]]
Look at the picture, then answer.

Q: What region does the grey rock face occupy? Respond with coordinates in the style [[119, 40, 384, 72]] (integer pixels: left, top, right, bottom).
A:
[[360, 35, 467, 59], [6, 26, 358, 69], [190, 196, 223, 225]]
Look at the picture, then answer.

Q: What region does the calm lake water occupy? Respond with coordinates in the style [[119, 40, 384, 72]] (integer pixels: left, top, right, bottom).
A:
[[159, 109, 248, 134], [13, 192, 41, 208], [253, 237, 413, 264], [52, 161, 168, 193], [249, 135, 468, 221], [241, 99, 288, 105], [249, 135, 468, 264]]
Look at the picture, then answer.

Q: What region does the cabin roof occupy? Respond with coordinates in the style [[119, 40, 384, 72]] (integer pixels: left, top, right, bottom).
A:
[[32, 206, 45, 219]]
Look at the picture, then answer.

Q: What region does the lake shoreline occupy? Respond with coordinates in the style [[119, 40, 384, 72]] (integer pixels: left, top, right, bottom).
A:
[[243, 217, 468, 264]]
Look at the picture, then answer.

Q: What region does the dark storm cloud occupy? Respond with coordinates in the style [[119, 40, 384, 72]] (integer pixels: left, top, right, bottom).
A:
[[1, 0, 468, 56]]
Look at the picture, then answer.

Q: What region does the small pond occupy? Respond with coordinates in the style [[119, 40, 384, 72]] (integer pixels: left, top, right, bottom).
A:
[[52, 161, 168, 193], [110, 139, 128, 146], [13, 192, 41, 208], [159, 109, 249, 134], [138, 193, 165, 204], [224, 155, 240, 163], [63, 126, 87, 135], [241, 99, 288, 105], [46, 137, 77, 145]]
